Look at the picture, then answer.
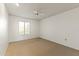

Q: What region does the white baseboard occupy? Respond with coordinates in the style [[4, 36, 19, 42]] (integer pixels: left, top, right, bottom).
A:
[[40, 37, 79, 51]]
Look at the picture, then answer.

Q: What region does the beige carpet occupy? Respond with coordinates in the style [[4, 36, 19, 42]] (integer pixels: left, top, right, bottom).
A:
[[5, 38, 79, 56]]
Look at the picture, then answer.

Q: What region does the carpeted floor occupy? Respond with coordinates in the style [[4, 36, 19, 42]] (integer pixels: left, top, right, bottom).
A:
[[5, 38, 79, 56]]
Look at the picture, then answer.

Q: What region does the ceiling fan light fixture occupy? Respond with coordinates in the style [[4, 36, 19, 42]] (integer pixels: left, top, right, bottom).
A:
[[34, 9, 39, 16], [35, 12, 39, 16]]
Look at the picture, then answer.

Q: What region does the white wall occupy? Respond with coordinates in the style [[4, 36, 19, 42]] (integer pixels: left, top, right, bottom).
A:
[[8, 15, 40, 42], [40, 7, 79, 50], [0, 4, 8, 55]]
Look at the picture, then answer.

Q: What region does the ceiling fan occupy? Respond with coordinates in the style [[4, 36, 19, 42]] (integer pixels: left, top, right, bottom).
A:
[[34, 10, 39, 16], [33, 9, 44, 16]]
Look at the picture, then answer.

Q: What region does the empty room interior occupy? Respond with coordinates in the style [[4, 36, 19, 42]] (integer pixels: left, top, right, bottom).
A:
[[1, 3, 79, 56]]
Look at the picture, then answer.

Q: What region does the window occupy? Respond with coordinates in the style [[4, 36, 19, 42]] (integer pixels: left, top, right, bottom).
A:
[[19, 21, 30, 35], [25, 22, 30, 34], [19, 21, 24, 35]]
